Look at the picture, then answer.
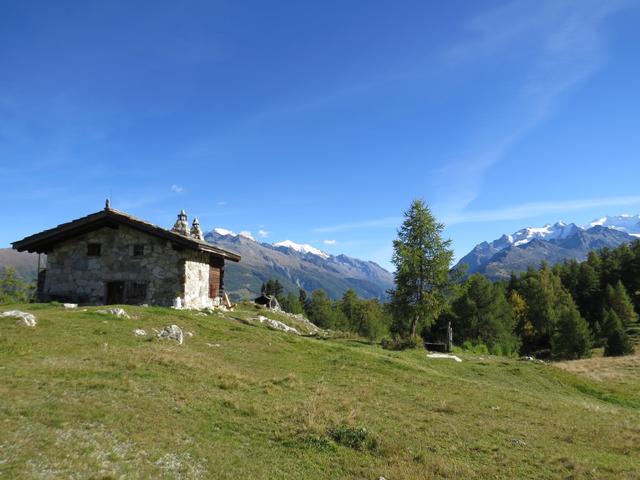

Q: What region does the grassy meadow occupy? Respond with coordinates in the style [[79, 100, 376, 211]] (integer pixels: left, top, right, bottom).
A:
[[0, 303, 639, 479]]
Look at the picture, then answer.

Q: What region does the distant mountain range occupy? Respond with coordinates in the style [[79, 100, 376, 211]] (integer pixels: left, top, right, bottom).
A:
[[456, 215, 640, 279], [5, 214, 639, 296], [0, 226, 394, 301], [0, 248, 39, 280], [204, 229, 393, 300]]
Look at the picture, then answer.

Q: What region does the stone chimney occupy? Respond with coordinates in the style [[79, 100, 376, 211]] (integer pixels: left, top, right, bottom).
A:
[[171, 210, 190, 236], [191, 217, 204, 240]]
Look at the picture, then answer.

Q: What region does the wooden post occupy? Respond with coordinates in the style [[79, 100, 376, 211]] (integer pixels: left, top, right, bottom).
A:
[[447, 322, 453, 353]]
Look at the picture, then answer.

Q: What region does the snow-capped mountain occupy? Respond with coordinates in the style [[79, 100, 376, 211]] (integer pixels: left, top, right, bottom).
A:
[[505, 222, 580, 247], [205, 228, 393, 300], [213, 229, 331, 259], [587, 215, 640, 237], [457, 215, 640, 279], [273, 240, 329, 259], [212, 228, 256, 241]]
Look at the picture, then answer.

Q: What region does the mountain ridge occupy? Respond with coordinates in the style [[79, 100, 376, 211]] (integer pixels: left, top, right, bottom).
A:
[[457, 215, 640, 279], [204, 229, 393, 300]]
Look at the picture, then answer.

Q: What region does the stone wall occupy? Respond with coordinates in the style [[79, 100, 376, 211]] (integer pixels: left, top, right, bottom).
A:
[[183, 251, 213, 309], [42, 225, 218, 307]]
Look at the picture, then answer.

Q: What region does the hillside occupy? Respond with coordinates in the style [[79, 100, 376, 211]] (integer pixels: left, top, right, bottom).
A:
[[0, 248, 39, 280], [205, 231, 394, 300], [1, 304, 639, 479]]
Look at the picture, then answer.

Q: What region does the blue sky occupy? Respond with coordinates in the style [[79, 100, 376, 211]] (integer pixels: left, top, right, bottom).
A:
[[2, 0, 640, 271]]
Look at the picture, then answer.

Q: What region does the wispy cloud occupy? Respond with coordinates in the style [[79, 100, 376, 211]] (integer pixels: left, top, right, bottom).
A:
[[314, 216, 401, 234], [258, 229, 269, 238], [170, 184, 184, 193], [323, 239, 337, 245], [444, 195, 640, 225], [313, 195, 640, 233], [216, 201, 227, 206], [433, 0, 636, 219]]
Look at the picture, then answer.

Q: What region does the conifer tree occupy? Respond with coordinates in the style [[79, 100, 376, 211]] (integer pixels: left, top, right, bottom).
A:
[[605, 281, 639, 328], [603, 309, 634, 356], [451, 274, 519, 353], [340, 289, 359, 330], [299, 289, 309, 314], [388, 199, 453, 338], [281, 292, 304, 315], [551, 304, 592, 360]]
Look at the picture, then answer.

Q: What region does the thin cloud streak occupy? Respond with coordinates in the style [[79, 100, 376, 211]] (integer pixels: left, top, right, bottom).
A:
[[314, 195, 640, 233], [314, 216, 401, 234], [444, 195, 640, 225], [433, 0, 636, 219]]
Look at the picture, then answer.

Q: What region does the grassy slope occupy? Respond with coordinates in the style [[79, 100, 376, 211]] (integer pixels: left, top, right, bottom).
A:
[[1, 304, 639, 480]]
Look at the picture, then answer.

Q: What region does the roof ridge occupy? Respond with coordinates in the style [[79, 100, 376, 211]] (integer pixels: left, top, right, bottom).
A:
[[12, 209, 241, 262]]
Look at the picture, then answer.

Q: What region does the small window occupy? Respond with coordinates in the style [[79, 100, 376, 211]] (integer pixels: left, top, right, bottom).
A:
[[133, 244, 144, 257], [87, 243, 101, 256]]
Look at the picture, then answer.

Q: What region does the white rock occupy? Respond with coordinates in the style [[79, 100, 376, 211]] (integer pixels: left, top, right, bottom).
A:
[[62, 303, 78, 309], [426, 353, 462, 362], [186, 331, 194, 337], [133, 329, 147, 336], [172, 297, 183, 309], [206, 343, 221, 348], [1, 310, 36, 327], [158, 325, 183, 344], [96, 308, 130, 318], [255, 315, 300, 335]]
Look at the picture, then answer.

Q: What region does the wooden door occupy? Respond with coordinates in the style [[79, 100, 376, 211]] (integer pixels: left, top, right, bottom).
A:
[[106, 281, 125, 304], [209, 267, 220, 299]]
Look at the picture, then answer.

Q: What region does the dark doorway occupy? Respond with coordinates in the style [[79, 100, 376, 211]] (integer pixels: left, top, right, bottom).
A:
[[106, 281, 125, 304]]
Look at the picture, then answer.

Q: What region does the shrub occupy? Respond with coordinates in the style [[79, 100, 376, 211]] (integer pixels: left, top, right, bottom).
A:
[[298, 434, 336, 452], [327, 424, 378, 451], [381, 336, 419, 351], [460, 341, 489, 354]]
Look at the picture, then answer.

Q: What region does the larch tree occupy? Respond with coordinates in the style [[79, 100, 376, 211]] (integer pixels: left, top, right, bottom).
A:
[[388, 199, 453, 339], [605, 281, 639, 329]]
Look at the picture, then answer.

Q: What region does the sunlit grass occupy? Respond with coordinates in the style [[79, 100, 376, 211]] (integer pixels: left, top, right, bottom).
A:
[[0, 303, 638, 479]]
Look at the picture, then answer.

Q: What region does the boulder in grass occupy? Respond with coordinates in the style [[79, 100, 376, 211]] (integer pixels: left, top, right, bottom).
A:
[[1, 310, 37, 327], [158, 325, 183, 344], [256, 315, 300, 335], [133, 329, 147, 336], [96, 308, 130, 318]]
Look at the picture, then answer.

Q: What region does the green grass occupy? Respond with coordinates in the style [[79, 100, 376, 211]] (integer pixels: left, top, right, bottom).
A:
[[1, 303, 639, 479]]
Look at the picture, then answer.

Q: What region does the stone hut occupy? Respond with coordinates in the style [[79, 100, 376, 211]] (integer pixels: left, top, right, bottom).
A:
[[11, 202, 241, 308]]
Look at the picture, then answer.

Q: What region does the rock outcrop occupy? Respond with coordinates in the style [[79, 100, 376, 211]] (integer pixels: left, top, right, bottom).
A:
[[1, 310, 37, 327], [158, 325, 184, 344]]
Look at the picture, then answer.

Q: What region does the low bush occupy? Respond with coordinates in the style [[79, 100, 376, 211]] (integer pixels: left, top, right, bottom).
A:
[[381, 336, 419, 351], [327, 424, 378, 452]]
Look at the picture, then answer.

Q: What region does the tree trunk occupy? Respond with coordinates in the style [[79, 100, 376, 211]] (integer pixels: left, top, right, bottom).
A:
[[411, 314, 419, 337]]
